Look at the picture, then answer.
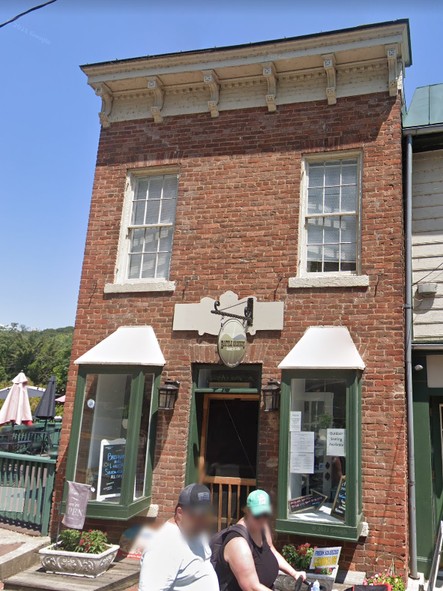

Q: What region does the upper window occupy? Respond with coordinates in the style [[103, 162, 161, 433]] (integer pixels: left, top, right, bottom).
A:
[[117, 173, 179, 283], [302, 157, 360, 275]]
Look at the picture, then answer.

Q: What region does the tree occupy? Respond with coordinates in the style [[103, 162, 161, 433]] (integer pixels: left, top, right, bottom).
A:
[[0, 325, 73, 392]]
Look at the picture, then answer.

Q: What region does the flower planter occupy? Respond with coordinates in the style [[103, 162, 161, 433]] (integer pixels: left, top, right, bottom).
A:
[[39, 543, 119, 578]]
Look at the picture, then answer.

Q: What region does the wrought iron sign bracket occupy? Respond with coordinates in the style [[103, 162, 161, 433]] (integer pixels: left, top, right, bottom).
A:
[[211, 297, 254, 327]]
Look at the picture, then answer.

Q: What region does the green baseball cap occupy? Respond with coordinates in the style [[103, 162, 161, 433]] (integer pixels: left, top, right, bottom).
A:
[[247, 489, 272, 517]]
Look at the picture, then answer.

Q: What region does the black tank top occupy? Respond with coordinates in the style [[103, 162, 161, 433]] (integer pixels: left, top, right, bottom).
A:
[[218, 526, 279, 591]]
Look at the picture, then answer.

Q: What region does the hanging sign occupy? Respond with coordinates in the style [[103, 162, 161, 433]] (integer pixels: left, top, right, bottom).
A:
[[62, 481, 91, 529], [218, 319, 247, 368]]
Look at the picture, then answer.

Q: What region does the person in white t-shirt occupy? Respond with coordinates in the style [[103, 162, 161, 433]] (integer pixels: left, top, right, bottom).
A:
[[139, 484, 219, 591]]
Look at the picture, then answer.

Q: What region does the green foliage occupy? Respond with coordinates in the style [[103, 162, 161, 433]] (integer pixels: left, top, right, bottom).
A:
[[58, 529, 81, 552], [366, 571, 405, 591], [282, 543, 314, 570], [58, 529, 109, 555], [0, 325, 73, 393]]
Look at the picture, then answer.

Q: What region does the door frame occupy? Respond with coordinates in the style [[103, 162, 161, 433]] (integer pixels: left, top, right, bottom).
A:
[[185, 364, 262, 486], [199, 393, 260, 482]]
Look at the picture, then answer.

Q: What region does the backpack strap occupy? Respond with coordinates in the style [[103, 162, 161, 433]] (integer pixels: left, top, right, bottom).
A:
[[219, 524, 254, 591]]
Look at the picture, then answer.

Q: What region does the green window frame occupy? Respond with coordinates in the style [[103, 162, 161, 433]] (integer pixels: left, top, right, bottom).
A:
[[276, 369, 364, 541], [64, 365, 161, 520]]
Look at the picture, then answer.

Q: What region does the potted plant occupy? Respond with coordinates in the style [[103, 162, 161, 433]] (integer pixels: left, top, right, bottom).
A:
[[39, 529, 119, 578], [275, 544, 337, 591], [365, 569, 406, 591]]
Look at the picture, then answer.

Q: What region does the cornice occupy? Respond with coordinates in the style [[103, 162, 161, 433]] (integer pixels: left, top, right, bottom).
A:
[[84, 26, 409, 127]]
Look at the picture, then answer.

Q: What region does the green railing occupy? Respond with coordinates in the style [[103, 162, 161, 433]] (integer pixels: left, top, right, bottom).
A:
[[0, 451, 56, 535]]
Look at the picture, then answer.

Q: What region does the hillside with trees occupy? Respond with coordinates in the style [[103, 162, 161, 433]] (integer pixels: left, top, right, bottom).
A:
[[0, 325, 73, 393]]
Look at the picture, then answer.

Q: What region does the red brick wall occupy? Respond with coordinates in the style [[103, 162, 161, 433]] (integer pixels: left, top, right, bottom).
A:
[[54, 93, 407, 576]]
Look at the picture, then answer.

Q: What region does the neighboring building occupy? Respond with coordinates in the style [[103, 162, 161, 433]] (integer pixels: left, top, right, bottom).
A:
[[404, 84, 443, 576], [54, 21, 411, 576]]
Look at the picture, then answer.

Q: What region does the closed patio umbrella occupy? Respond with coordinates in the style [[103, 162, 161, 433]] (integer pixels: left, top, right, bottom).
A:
[[0, 372, 33, 426], [34, 376, 57, 420]]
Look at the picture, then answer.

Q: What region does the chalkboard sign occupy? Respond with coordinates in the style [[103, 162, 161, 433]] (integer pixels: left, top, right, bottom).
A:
[[288, 490, 327, 514], [331, 475, 346, 520], [97, 438, 126, 501]]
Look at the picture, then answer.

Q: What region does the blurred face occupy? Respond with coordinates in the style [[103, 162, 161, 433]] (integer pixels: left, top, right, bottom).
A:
[[176, 506, 211, 538], [245, 509, 271, 535]]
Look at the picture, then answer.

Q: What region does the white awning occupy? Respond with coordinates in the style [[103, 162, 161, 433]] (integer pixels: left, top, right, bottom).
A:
[[278, 326, 365, 370], [74, 326, 165, 366]]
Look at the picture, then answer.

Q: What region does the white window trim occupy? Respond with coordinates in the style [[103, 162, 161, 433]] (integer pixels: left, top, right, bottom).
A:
[[290, 151, 368, 289], [106, 169, 179, 294]]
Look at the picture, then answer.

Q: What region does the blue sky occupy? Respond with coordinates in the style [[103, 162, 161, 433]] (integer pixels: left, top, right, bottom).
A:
[[0, 0, 441, 329]]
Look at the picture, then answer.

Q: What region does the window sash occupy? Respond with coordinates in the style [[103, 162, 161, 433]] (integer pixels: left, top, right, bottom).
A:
[[302, 158, 360, 275], [124, 174, 178, 281]]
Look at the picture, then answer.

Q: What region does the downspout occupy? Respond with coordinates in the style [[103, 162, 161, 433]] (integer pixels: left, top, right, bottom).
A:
[[405, 133, 418, 579]]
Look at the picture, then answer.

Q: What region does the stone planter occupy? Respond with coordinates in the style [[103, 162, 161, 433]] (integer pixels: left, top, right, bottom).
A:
[[39, 543, 119, 578]]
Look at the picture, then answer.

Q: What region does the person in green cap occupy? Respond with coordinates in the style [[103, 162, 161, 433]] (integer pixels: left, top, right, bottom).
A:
[[213, 489, 306, 591]]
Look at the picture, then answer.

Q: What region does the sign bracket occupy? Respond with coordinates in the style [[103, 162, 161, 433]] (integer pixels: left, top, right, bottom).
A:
[[211, 297, 254, 327]]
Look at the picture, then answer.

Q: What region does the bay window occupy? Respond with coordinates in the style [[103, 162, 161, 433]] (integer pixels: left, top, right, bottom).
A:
[[277, 370, 363, 541]]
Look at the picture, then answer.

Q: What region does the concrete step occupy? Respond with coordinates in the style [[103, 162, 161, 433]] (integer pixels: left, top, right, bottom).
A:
[[0, 530, 50, 581]]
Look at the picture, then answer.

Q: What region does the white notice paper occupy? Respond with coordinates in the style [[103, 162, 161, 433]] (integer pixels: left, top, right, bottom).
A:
[[326, 429, 346, 457], [290, 411, 302, 432], [290, 431, 315, 474]]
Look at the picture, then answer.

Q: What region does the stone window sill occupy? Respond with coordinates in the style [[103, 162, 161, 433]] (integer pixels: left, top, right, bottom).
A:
[[288, 275, 369, 289], [104, 281, 176, 294]]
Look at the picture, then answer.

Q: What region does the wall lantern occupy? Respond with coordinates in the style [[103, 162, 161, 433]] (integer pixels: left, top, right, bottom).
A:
[[262, 379, 281, 412], [158, 379, 180, 410]]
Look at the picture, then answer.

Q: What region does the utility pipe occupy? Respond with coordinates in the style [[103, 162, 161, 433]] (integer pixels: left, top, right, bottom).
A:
[[405, 133, 418, 579]]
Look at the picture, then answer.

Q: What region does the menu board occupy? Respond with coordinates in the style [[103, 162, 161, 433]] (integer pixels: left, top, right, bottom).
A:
[[331, 475, 346, 520], [288, 490, 328, 514], [97, 438, 126, 501]]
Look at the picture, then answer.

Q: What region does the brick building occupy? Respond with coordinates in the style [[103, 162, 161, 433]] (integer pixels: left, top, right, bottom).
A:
[[54, 21, 412, 577]]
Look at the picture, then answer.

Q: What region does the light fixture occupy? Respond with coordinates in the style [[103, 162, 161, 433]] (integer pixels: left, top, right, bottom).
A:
[[262, 379, 281, 412], [158, 379, 180, 410]]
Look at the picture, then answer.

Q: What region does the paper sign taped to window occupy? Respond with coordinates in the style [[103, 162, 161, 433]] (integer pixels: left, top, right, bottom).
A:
[[326, 429, 346, 457], [309, 546, 342, 569], [290, 431, 314, 474], [290, 411, 302, 432]]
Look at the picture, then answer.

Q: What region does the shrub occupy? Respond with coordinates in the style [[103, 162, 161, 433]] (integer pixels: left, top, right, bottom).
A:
[[58, 529, 109, 554], [366, 571, 405, 591], [282, 543, 314, 570]]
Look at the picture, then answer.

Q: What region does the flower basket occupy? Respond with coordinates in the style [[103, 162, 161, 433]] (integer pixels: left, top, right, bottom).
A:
[[39, 543, 119, 578]]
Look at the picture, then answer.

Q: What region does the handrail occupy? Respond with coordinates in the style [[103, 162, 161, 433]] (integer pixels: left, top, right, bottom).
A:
[[203, 476, 256, 485], [0, 450, 56, 464], [428, 520, 443, 591]]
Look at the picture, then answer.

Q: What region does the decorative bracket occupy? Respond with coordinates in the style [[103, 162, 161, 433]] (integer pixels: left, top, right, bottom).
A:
[[386, 46, 399, 97], [322, 54, 337, 105], [262, 62, 278, 112], [94, 83, 113, 128], [147, 77, 164, 123], [211, 297, 254, 327], [203, 70, 220, 118]]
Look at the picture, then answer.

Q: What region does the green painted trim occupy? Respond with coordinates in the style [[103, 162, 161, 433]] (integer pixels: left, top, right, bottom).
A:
[[275, 518, 362, 542], [194, 388, 259, 394], [64, 367, 162, 514], [277, 370, 361, 535], [186, 382, 199, 485]]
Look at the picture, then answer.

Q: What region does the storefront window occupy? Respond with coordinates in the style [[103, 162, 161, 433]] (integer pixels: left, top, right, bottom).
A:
[[75, 373, 132, 502], [277, 370, 361, 540], [288, 378, 347, 524], [134, 374, 154, 499], [67, 368, 159, 519]]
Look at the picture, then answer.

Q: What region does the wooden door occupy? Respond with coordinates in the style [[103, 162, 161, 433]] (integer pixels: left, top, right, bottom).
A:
[[200, 394, 259, 530]]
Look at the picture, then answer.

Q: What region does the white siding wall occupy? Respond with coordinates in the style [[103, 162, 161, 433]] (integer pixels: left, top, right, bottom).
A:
[[412, 149, 443, 340]]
